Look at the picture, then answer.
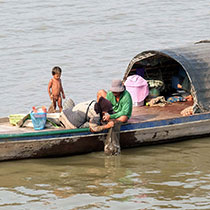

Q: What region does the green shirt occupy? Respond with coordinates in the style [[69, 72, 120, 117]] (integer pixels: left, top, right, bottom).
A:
[[106, 90, 133, 119]]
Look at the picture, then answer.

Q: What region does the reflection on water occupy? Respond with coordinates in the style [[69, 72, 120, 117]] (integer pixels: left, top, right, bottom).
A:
[[1, 137, 210, 209]]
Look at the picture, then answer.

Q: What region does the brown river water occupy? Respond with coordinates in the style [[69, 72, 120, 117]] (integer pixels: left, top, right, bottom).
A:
[[1, 138, 210, 209], [1, 0, 210, 209]]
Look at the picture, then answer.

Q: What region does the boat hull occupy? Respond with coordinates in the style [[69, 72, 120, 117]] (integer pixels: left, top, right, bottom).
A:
[[1, 113, 210, 161]]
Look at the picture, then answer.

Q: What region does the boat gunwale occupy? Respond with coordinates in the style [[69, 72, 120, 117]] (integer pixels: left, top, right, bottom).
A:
[[1, 111, 210, 141]]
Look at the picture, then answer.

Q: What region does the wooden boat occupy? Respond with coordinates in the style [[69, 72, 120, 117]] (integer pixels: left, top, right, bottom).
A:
[[1, 41, 210, 161]]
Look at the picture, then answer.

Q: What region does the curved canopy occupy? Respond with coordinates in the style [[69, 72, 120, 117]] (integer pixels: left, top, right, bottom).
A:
[[123, 42, 210, 112]]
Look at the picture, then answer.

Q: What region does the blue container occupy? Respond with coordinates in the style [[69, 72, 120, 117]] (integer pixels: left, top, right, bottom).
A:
[[30, 112, 47, 130]]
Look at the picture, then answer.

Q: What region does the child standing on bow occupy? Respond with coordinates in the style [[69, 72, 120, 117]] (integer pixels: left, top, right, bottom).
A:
[[48, 66, 65, 112]]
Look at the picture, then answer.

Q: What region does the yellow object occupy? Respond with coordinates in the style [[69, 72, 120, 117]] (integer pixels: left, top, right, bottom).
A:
[[9, 114, 25, 126]]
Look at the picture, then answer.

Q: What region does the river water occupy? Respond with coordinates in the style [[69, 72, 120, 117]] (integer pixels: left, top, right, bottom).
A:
[[1, 0, 210, 209]]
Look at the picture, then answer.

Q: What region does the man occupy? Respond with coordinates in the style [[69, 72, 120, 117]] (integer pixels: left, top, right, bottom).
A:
[[98, 79, 133, 123], [59, 97, 114, 132], [97, 79, 133, 155]]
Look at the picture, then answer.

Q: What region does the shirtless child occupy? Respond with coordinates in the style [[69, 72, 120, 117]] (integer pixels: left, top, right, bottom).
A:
[[48, 66, 65, 112]]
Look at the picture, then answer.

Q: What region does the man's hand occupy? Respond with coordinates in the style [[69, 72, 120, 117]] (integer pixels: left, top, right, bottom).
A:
[[185, 95, 193, 101], [103, 114, 110, 122], [89, 127, 94, 132], [177, 84, 182, 89], [105, 121, 114, 129]]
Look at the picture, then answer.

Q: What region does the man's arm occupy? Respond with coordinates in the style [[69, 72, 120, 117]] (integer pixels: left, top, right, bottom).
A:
[[89, 118, 114, 132]]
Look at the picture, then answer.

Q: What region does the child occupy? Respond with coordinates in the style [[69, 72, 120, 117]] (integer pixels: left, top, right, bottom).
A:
[[48, 66, 65, 112]]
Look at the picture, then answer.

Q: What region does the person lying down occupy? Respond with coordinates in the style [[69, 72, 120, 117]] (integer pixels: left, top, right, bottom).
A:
[[59, 97, 114, 132]]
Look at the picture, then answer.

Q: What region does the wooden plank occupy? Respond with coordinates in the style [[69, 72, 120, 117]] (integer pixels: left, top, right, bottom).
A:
[[129, 101, 193, 123]]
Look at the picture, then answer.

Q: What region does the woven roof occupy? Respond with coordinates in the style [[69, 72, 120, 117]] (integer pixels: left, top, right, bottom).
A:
[[123, 42, 210, 112]]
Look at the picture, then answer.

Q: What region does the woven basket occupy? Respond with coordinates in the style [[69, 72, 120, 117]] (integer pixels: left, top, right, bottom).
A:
[[9, 114, 25, 126]]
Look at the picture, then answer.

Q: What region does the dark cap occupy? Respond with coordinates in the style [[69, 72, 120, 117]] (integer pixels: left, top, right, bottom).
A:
[[110, 79, 125, 92], [94, 97, 113, 114]]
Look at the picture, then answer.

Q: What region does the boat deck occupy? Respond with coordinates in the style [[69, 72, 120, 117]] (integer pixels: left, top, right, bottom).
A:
[[130, 101, 193, 123], [0, 101, 193, 135]]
